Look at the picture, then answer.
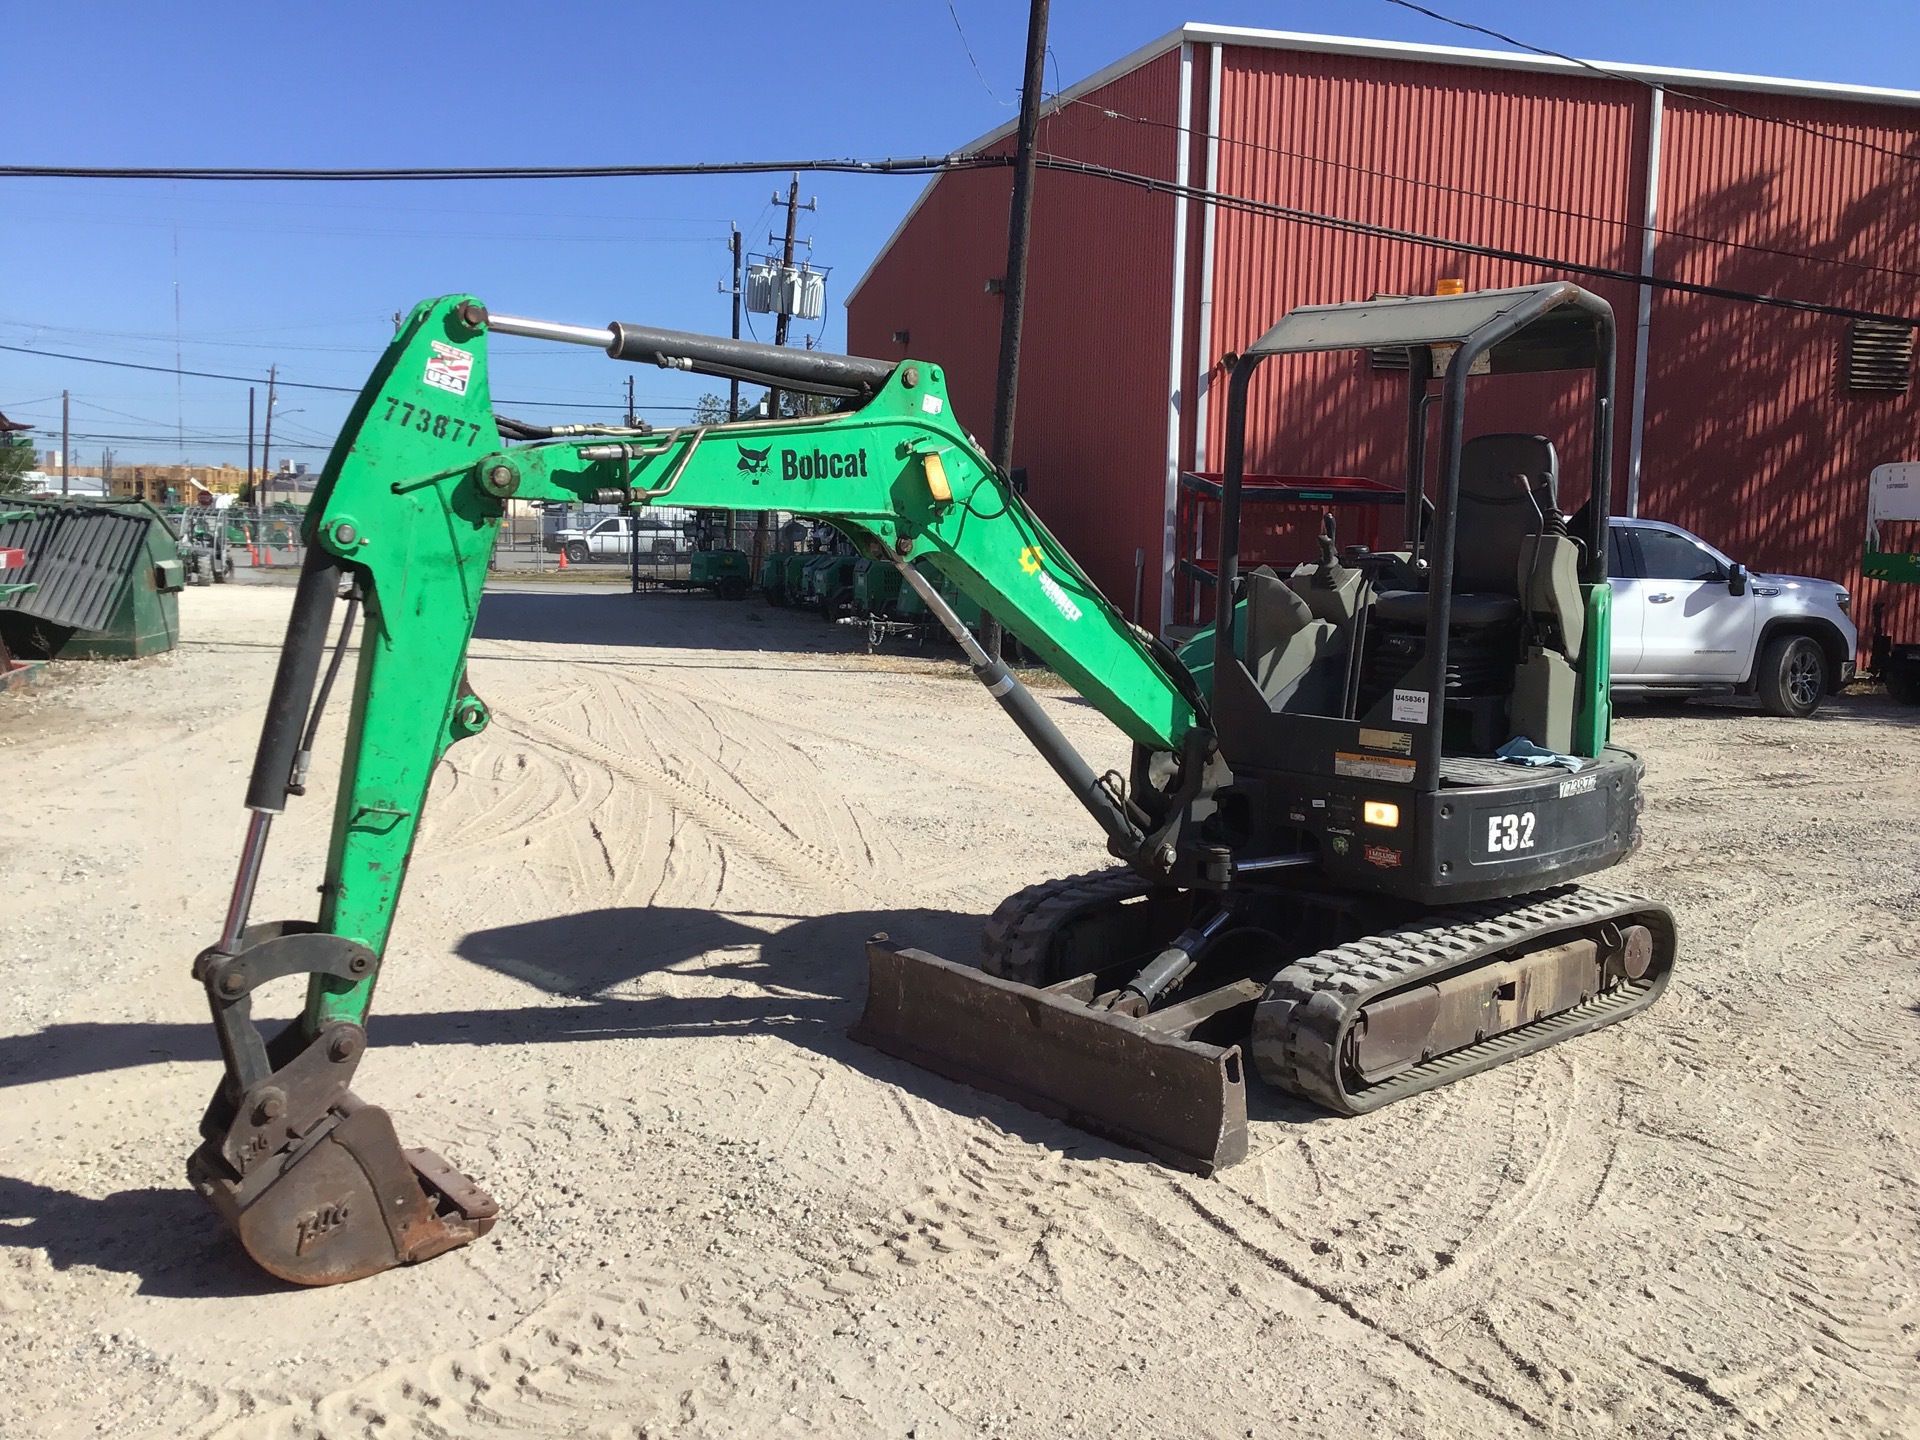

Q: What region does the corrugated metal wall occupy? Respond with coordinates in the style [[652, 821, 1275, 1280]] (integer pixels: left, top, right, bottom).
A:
[[847, 51, 1184, 629], [852, 35, 1920, 646], [1646, 93, 1920, 643], [1207, 47, 1647, 516]]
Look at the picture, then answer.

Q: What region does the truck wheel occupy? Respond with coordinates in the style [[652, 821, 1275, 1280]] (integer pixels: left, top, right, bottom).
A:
[[1757, 634, 1826, 718], [717, 576, 747, 602], [1887, 657, 1920, 705], [564, 541, 591, 565]]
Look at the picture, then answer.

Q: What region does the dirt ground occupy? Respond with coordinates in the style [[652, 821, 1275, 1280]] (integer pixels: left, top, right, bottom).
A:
[[3, 581, 1917, 1440]]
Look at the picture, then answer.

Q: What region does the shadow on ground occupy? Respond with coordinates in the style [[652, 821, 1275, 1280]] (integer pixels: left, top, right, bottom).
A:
[[1613, 690, 1918, 728], [0, 1174, 294, 1298], [472, 588, 874, 657], [1, 902, 1320, 1288]]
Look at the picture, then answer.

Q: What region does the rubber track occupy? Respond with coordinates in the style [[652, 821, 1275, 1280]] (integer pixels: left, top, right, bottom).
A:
[[1251, 885, 1677, 1115], [978, 868, 1157, 986]]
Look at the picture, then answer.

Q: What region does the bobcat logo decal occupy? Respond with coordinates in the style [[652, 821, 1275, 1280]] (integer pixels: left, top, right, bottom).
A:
[[736, 444, 772, 477]]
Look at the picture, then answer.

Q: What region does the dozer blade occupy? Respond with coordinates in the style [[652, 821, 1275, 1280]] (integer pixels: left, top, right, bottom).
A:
[[852, 939, 1248, 1175], [189, 1093, 497, 1287]]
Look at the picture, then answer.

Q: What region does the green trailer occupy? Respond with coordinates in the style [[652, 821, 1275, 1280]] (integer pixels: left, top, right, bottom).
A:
[[852, 556, 901, 615], [758, 549, 813, 606], [801, 554, 858, 620], [687, 547, 750, 600]]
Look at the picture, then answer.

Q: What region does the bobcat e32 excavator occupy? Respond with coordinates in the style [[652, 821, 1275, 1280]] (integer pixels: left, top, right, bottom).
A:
[[191, 283, 1675, 1285]]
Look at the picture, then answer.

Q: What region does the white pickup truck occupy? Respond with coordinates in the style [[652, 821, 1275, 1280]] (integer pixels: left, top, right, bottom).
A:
[[1607, 517, 1856, 717], [549, 508, 698, 565]]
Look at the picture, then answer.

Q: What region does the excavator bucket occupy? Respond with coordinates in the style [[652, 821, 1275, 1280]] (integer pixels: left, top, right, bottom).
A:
[[188, 924, 497, 1286], [852, 940, 1248, 1175], [188, 1094, 497, 1286]]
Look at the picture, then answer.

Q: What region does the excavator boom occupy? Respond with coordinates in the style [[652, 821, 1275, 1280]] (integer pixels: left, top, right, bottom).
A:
[[190, 296, 1214, 1283]]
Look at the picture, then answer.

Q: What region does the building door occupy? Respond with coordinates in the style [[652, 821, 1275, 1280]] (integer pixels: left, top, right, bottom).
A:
[[1621, 523, 1753, 682]]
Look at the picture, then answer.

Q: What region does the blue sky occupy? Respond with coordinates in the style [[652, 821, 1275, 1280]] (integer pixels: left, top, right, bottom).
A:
[[5, 1, 1916, 470]]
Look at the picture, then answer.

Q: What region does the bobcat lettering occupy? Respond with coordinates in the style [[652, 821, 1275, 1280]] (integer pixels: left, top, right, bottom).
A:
[[780, 448, 869, 481]]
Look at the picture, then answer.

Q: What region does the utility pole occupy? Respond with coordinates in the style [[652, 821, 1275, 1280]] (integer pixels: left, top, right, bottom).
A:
[[765, 174, 815, 419], [259, 365, 277, 507], [61, 391, 70, 496], [247, 386, 256, 499], [626, 375, 636, 427], [729, 223, 744, 422], [981, 0, 1051, 663]]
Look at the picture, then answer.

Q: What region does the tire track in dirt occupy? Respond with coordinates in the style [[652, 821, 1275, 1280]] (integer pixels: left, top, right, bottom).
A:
[[1159, 1178, 1550, 1431], [495, 710, 885, 904]]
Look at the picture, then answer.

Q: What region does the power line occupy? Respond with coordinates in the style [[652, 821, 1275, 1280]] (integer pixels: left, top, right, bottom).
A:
[[944, 1, 1015, 107], [1033, 153, 1920, 327], [0, 341, 701, 411], [0, 155, 1007, 183], [0, 341, 358, 392], [1064, 96, 1920, 286], [1382, 0, 1920, 165]]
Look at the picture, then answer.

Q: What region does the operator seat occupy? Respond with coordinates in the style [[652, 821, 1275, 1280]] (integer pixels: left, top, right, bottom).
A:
[[1365, 435, 1588, 750]]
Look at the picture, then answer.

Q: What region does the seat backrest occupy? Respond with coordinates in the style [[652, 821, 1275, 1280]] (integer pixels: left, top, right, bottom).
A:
[[1245, 569, 1339, 712], [1453, 434, 1559, 596], [1521, 532, 1586, 661]]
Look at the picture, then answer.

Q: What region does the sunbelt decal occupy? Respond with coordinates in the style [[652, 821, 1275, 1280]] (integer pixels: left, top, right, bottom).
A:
[[1020, 546, 1081, 622]]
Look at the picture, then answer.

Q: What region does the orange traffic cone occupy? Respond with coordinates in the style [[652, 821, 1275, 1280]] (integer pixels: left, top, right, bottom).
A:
[[558, 548, 568, 570]]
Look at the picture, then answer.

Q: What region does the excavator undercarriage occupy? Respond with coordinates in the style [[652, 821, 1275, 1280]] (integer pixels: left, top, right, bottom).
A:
[[190, 283, 1675, 1285]]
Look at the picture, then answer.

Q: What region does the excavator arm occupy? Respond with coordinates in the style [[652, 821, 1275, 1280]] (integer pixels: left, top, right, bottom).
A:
[[191, 296, 1210, 1283]]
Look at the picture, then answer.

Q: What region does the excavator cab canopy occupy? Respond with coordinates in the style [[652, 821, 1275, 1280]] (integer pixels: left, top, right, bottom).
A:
[[1208, 282, 1619, 802], [1245, 282, 1610, 375]]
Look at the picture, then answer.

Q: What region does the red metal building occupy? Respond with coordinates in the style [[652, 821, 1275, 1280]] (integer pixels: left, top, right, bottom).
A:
[[846, 26, 1920, 640]]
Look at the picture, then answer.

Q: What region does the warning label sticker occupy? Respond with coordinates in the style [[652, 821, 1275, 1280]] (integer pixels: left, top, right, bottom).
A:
[[1357, 727, 1413, 755], [423, 340, 473, 396], [1335, 751, 1416, 785]]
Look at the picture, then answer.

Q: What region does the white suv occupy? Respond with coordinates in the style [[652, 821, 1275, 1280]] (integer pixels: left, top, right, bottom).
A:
[[1608, 517, 1855, 717]]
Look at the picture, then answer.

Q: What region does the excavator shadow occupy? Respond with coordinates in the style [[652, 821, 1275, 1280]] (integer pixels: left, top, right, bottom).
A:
[[448, 903, 1271, 1159], [0, 1174, 289, 1298], [472, 589, 873, 658], [0, 908, 1325, 1289]]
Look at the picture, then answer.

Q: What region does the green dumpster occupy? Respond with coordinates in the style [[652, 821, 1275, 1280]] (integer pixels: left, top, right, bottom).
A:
[[0, 497, 185, 659]]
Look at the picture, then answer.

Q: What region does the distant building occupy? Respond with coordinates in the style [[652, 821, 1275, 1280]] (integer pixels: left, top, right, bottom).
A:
[[24, 471, 110, 497], [258, 461, 319, 509], [110, 463, 252, 504]]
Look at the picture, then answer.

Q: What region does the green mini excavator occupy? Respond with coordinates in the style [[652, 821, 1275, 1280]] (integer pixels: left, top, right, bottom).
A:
[[190, 284, 1675, 1285]]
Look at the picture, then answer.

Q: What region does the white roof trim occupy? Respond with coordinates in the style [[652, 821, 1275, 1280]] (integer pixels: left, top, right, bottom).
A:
[[846, 23, 1920, 308], [1181, 24, 1920, 108]]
